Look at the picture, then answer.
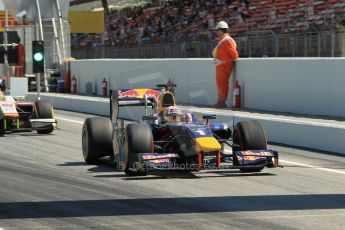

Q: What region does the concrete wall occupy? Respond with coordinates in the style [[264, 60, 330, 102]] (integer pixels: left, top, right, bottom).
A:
[[71, 58, 345, 118], [71, 59, 220, 106], [235, 58, 345, 117]]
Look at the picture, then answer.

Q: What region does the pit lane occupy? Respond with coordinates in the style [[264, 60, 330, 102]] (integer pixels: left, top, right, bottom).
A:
[[0, 110, 344, 230]]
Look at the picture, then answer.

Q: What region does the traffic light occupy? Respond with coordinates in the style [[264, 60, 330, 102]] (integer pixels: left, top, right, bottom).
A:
[[32, 40, 44, 73]]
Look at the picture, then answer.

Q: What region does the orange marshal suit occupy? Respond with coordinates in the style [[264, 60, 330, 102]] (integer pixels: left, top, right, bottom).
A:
[[213, 34, 239, 101]]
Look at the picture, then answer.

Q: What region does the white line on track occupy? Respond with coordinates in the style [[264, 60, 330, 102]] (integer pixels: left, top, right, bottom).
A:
[[279, 159, 345, 175], [55, 116, 84, 124], [223, 149, 345, 175], [57, 116, 345, 176]]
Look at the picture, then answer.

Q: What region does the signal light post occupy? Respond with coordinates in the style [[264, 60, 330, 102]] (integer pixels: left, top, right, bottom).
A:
[[32, 40, 44, 99]]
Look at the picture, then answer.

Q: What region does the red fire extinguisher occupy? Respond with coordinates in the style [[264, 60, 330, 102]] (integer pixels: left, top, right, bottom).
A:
[[232, 80, 241, 109], [102, 78, 108, 97], [71, 75, 77, 94]]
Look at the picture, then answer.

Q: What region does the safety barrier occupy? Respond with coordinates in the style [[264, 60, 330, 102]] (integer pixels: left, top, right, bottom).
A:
[[71, 57, 345, 118]]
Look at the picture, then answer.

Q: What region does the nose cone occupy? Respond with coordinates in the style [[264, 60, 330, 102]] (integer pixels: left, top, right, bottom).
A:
[[195, 137, 221, 152]]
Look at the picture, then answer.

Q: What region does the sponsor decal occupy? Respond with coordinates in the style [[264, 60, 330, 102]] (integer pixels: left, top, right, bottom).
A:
[[238, 156, 264, 161], [142, 153, 179, 160], [144, 89, 161, 98], [168, 107, 182, 115], [150, 159, 170, 164], [118, 89, 141, 98], [240, 151, 273, 156], [236, 150, 273, 161], [1, 103, 14, 108], [118, 89, 162, 99], [195, 130, 206, 136]]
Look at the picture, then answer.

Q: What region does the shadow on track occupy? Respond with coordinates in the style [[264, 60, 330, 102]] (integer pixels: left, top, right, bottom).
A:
[[1, 194, 345, 219], [57, 162, 87, 166], [58, 161, 276, 179], [1, 133, 55, 137], [58, 161, 116, 173], [120, 171, 275, 180]]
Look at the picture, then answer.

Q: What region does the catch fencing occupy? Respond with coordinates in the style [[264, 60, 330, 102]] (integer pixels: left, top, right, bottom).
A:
[[72, 31, 345, 59]]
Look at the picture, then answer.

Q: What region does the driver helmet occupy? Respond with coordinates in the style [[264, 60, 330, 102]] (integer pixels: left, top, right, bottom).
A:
[[186, 113, 194, 123], [162, 106, 184, 123]]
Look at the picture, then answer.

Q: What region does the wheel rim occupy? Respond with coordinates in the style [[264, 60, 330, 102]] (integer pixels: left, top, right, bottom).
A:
[[82, 127, 89, 159]]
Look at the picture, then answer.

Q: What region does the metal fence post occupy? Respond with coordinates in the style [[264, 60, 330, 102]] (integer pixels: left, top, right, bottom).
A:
[[340, 31, 345, 57], [304, 34, 308, 57], [317, 33, 321, 57], [292, 35, 296, 57], [275, 35, 279, 57], [248, 37, 252, 57], [331, 31, 335, 57]]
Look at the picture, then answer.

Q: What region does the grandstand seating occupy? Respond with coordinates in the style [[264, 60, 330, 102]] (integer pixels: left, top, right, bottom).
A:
[[72, 0, 345, 48]]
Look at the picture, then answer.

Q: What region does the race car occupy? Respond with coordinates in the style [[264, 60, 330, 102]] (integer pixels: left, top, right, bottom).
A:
[[0, 92, 57, 136], [82, 83, 280, 176]]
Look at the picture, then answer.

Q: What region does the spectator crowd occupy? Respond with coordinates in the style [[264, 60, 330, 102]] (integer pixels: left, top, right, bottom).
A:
[[72, 0, 251, 48], [71, 0, 345, 49]]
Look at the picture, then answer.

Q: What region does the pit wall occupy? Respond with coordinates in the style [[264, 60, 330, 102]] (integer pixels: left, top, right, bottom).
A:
[[71, 58, 345, 118]]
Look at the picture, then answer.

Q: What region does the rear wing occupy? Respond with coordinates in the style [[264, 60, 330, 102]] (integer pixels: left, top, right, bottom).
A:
[[110, 88, 164, 123]]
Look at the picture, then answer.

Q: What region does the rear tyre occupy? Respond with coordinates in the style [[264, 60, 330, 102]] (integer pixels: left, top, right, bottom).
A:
[[124, 124, 153, 176], [35, 100, 54, 134], [82, 117, 113, 164], [233, 120, 267, 173]]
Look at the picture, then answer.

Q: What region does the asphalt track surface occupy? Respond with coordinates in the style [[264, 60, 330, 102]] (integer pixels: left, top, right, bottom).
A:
[[0, 110, 344, 230]]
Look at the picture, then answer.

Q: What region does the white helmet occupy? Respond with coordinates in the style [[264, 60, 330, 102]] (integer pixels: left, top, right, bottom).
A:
[[215, 21, 229, 30], [162, 106, 184, 123]]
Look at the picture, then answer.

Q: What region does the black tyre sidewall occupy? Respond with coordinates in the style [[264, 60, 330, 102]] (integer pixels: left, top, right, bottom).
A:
[[235, 120, 267, 151], [35, 100, 54, 134], [35, 100, 53, 119], [125, 124, 153, 175], [83, 117, 113, 164], [234, 120, 268, 173]]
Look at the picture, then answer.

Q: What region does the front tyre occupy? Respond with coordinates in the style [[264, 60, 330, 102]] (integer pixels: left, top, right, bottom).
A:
[[233, 120, 267, 173], [124, 124, 153, 176]]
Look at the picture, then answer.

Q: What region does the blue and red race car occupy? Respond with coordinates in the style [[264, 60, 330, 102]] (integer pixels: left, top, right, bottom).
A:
[[82, 83, 280, 176]]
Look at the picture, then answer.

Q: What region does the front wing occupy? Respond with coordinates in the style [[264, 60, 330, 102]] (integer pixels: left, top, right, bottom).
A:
[[135, 150, 280, 171]]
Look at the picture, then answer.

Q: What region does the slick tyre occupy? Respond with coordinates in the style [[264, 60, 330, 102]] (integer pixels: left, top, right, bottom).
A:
[[35, 100, 54, 134], [124, 124, 153, 176], [234, 120, 267, 173], [82, 117, 113, 164]]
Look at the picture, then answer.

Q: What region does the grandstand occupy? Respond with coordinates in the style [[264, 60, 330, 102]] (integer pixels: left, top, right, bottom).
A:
[[70, 0, 345, 58], [70, 0, 152, 11]]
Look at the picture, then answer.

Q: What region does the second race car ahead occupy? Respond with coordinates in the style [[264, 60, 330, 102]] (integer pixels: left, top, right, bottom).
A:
[[0, 92, 57, 136]]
